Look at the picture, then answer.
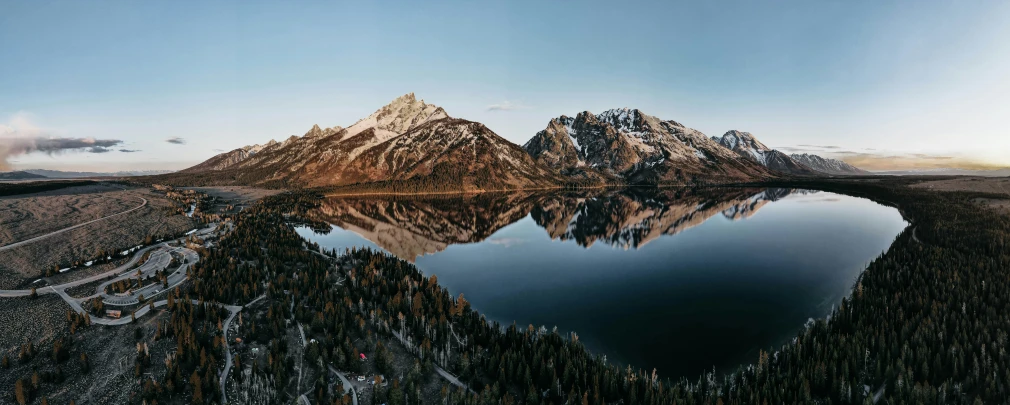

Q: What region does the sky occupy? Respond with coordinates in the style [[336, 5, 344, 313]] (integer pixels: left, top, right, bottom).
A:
[[2, 0, 1009, 172]]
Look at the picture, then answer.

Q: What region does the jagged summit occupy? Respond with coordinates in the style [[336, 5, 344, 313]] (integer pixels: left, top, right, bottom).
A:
[[341, 92, 450, 143], [713, 130, 816, 175], [179, 94, 558, 190], [713, 130, 773, 164], [524, 108, 774, 183], [791, 153, 868, 175]]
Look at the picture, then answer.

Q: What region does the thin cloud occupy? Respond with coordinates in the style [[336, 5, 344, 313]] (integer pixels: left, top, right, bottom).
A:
[[486, 101, 528, 112], [88, 146, 113, 153], [165, 137, 186, 144], [119, 149, 140, 153]]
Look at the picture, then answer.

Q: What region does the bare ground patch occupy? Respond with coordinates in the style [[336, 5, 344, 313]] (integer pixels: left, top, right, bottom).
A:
[[0, 184, 140, 246], [0, 188, 195, 289], [912, 176, 1010, 196], [0, 295, 72, 357]]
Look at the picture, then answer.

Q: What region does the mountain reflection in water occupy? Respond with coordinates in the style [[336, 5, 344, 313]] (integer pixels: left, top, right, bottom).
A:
[[306, 187, 807, 260], [297, 187, 907, 380]]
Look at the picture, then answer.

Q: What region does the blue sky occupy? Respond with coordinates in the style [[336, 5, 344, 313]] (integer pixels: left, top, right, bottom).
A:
[[2, 0, 1008, 171]]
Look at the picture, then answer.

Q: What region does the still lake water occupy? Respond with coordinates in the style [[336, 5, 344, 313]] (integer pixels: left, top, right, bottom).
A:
[[295, 187, 907, 380]]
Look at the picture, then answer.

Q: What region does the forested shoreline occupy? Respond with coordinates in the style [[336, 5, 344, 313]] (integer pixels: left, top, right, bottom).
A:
[[52, 177, 1009, 404], [226, 179, 1010, 403]]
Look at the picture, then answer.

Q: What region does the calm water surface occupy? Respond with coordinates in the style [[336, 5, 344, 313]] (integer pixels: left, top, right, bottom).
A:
[[295, 187, 906, 380]]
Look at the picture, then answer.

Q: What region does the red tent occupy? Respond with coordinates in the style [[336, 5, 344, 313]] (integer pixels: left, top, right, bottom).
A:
[[359, 353, 367, 360]]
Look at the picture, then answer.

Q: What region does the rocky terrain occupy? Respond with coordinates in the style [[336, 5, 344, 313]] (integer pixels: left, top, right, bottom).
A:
[[712, 130, 817, 175], [524, 109, 777, 184], [168, 94, 562, 191]]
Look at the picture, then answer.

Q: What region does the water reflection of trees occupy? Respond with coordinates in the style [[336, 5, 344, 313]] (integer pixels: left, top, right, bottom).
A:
[[308, 188, 810, 260]]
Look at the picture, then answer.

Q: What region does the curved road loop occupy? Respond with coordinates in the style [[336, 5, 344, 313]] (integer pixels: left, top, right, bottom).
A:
[[0, 195, 148, 252], [220, 294, 267, 405]]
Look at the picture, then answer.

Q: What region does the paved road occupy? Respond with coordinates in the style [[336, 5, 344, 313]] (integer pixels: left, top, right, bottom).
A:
[[0, 243, 162, 298], [391, 329, 472, 393], [0, 195, 148, 252], [435, 365, 471, 393], [220, 294, 266, 405], [0, 223, 217, 300], [219, 306, 241, 404], [99, 247, 198, 306], [912, 226, 923, 245], [327, 365, 359, 405]]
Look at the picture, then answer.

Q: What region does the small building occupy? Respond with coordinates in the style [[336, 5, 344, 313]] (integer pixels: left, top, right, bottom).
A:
[[106, 310, 122, 319]]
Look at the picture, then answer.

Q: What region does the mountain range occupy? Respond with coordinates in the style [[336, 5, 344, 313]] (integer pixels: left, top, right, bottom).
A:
[[0, 171, 47, 181], [11, 169, 175, 179], [167, 93, 867, 190]]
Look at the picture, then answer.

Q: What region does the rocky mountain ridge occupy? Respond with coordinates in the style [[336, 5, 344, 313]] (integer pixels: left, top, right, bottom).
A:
[[790, 153, 869, 175], [177, 94, 560, 190], [523, 108, 777, 184], [712, 130, 817, 175], [175, 94, 867, 190]]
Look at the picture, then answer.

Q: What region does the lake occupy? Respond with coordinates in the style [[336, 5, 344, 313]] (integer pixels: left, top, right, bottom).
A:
[[295, 187, 907, 380]]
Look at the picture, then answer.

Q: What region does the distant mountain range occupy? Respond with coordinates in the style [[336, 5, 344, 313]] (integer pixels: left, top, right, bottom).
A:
[[16, 169, 175, 179], [162, 93, 872, 190], [874, 168, 1010, 177], [0, 171, 47, 180], [789, 154, 869, 175]]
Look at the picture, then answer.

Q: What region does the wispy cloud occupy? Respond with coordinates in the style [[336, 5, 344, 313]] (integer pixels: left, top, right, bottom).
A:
[[486, 101, 528, 112], [165, 137, 186, 144], [0, 112, 124, 170], [119, 149, 140, 153]]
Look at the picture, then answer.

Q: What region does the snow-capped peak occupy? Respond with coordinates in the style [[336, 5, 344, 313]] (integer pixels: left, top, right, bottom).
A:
[[342, 93, 450, 142], [596, 108, 641, 133], [714, 130, 772, 164]]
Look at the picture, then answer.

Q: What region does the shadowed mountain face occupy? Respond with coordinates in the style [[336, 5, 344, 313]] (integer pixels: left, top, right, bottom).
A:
[[307, 188, 808, 259]]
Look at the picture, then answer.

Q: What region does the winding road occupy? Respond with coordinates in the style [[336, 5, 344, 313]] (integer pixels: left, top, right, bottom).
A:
[[0, 195, 148, 253], [327, 365, 359, 405], [220, 294, 267, 405]]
